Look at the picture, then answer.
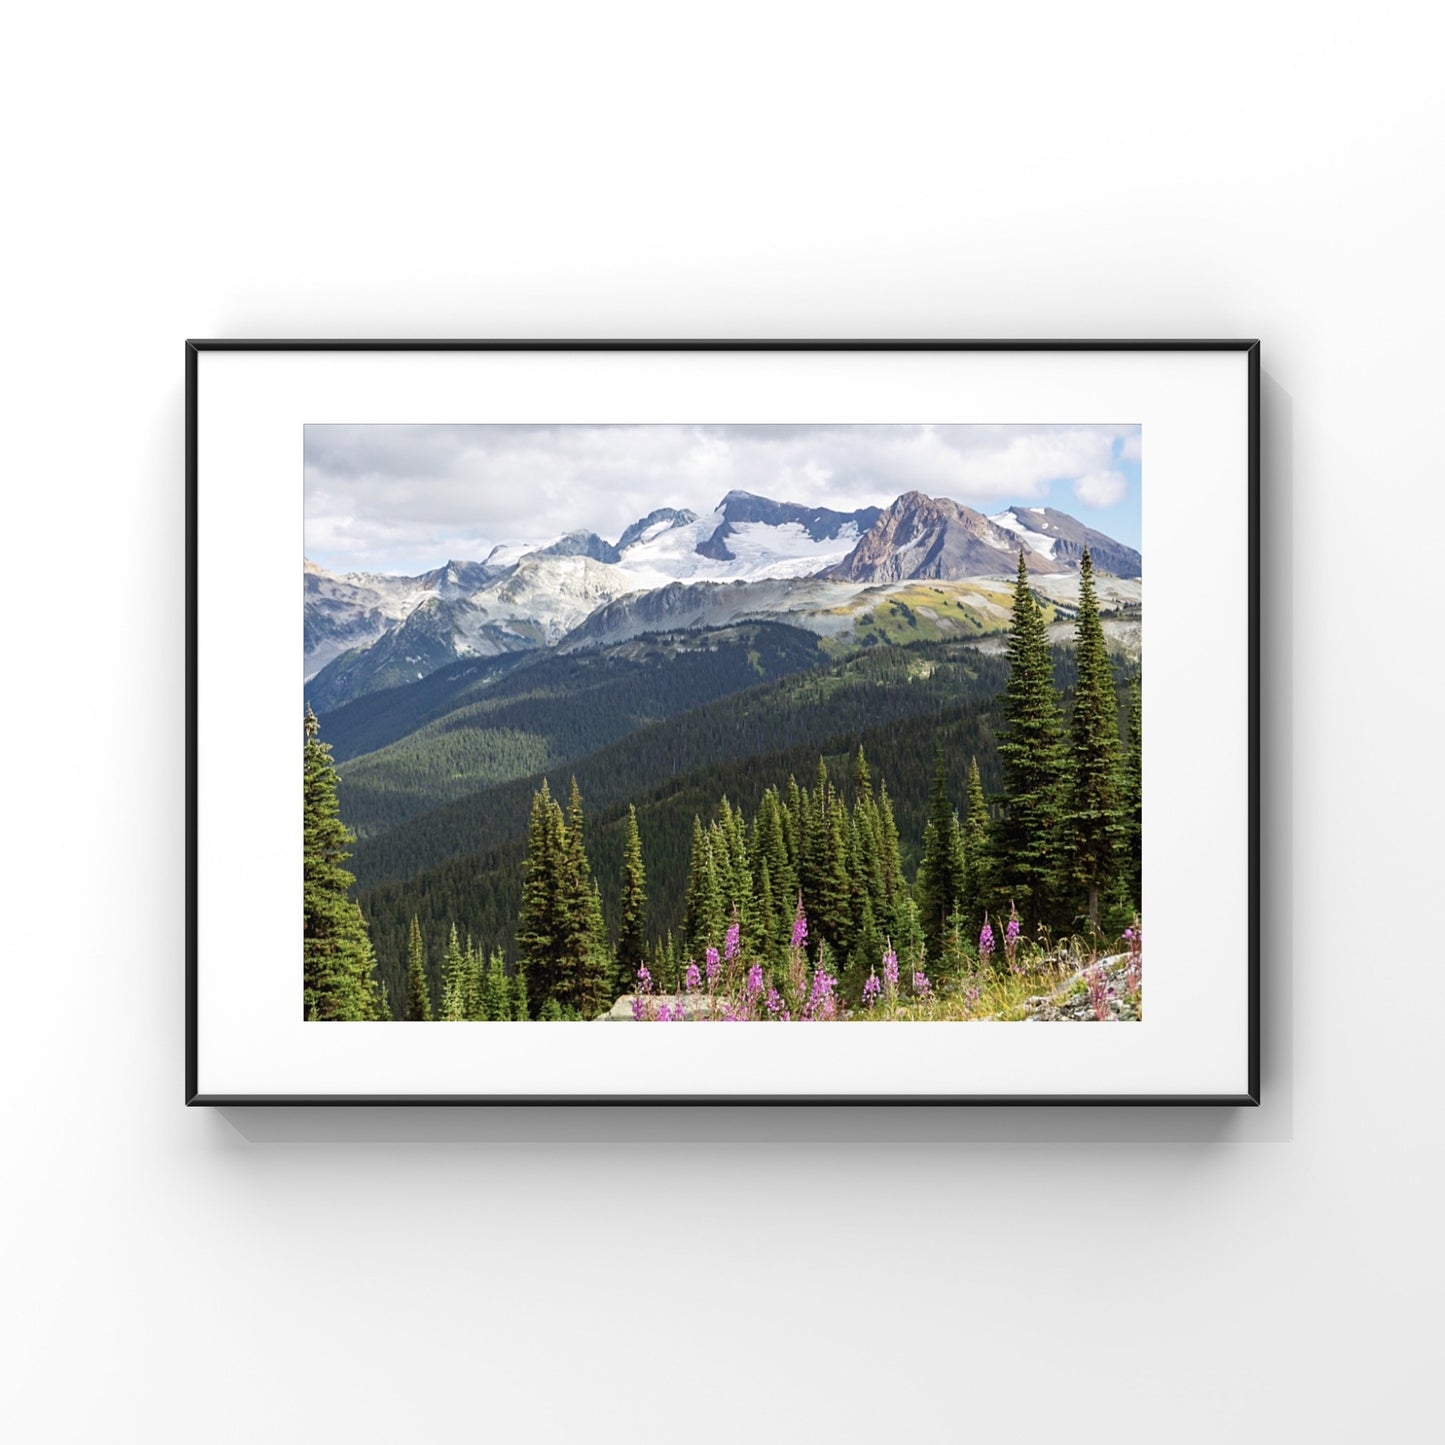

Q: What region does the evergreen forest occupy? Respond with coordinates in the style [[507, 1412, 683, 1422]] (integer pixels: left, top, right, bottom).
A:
[[303, 551, 1142, 1022]]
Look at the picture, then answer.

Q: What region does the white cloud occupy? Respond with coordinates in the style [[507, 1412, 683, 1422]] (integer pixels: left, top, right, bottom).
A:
[[304, 422, 1141, 572], [1073, 470, 1129, 508], [1119, 431, 1143, 463]]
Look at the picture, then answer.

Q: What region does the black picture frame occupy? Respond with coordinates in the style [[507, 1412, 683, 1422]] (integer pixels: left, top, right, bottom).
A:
[[186, 338, 1260, 1107]]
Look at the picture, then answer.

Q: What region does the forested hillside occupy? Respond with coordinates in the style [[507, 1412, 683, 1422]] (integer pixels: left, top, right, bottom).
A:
[[330, 623, 826, 838], [346, 636, 1043, 888]]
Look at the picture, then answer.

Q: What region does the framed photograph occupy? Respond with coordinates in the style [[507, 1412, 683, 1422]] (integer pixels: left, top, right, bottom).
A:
[[187, 339, 1259, 1105]]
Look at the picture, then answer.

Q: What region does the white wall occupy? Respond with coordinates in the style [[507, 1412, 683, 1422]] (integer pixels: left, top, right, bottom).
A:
[[5, 2, 1436, 1440]]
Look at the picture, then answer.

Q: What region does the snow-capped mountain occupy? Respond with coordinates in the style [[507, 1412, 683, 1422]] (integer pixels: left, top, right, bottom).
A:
[[989, 506, 1142, 579], [306, 490, 1140, 709], [614, 507, 698, 552], [304, 561, 439, 679], [825, 492, 1068, 583]]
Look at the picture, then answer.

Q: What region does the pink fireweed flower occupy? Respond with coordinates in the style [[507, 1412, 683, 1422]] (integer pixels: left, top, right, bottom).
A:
[[1086, 962, 1114, 1021], [980, 920, 996, 962], [725, 919, 741, 962], [1124, 921, 1143, 995], [913, 969, 931, 999], [862, 972, 882, 1006], [747, 962, 764, 998], [765, 986, 791, 1021], [632, 963, 654, 1019], [804, 967, 837, 1021], [1005, 917, 1021, 944], [684, 962, 702, 992], [705, 947, 721, 985], [882, 946, 899, 991], [791, 898, 809, 951]]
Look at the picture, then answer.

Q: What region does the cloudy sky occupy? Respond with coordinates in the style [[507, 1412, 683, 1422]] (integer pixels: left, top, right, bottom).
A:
[[304, 423, 1142, 575]]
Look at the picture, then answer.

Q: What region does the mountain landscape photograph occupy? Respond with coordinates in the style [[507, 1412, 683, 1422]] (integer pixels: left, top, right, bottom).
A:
[[303, 423, 1144, 1025]]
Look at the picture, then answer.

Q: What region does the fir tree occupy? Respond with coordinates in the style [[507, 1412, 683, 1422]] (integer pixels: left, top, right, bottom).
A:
[[484, 949, 512, 1021], [616, 804, 649, 992], [1061, 549, 1127, 927], [440, 923, 468, 1020], [302, 710, 384, 1021], [916, 752, 966, 959], [463, 937, 487, 1020], [1123, 672, 1143, 909], [961, 756, 992, 926], [405, 915, 433, 1021], [995, 551, 1068, 928]]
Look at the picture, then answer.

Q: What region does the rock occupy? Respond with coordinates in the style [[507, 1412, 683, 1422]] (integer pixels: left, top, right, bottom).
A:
[[1021, 953, 1140, 1022], [596, 994, 731, 1021]]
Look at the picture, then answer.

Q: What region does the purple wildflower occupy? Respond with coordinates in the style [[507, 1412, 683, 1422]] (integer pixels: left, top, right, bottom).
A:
[[1125, 921, 1143, 996], [862, 972, 881, 1006], [804, 967, 837, 1021], [747, 962, 764, 998], [705, 946, 721, 985], [684, 962, 702, 992], [1086, 963, 1114, 1022], [913, 969, 931, 999], [882, 946, 899, 991], [631, 995, 646, 1020], [725, 919, 741, 962], [980, 921, 996, 961], [636, 962, 652, 993], [765, 987, 784, 1015], [791, 898, 809, 951]]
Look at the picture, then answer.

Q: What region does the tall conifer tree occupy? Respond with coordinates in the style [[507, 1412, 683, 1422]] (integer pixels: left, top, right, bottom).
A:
[[1061, 549, 1126, 926], [916, 753, 966, 960], [302, 710, 384, 1021], [616, 804, 648, 992], [405, 915, 433, 1021], [996, 551, 1068, 927], [1123, 673, 1143, 910], [440, 923, 468, 1020], [961, 757, 992, 925]]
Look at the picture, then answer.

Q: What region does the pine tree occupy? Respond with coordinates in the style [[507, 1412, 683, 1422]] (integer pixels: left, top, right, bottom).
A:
[[916, 752, 966, 959], [440, 923, 468, 1020], [961, 756, 992, 925], [616, 805, 648, 992], [548, 779, 612, 1016], [517, 780, 562, 1015], [463, 937, 487, 1020], [577, 881, 615, 1018], [484, 949, 512, 1021], [405, 915, 433, 1021], [816, 803, 855, 956], [511, 958, 530, 1021], [1123, 672, 1143, 910], [1061, 549, 1127, 927], [995, 551, 1068, 928], [303, 710, 384, 1021]]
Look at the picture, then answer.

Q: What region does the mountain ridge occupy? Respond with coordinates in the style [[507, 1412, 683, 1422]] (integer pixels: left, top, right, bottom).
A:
[[306, 489, 1139, 707]]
